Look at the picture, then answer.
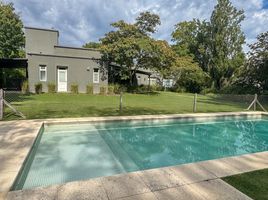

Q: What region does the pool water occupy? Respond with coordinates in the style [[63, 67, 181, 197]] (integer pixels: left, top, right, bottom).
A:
[[14, 116, 268, 190]]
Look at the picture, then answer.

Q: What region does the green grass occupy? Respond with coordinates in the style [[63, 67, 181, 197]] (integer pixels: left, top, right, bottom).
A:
[[3, 91, 258, 120], [223, 169, 268, 200]]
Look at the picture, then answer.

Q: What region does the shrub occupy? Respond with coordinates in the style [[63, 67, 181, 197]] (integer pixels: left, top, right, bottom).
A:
[[100, 86, 107, 95], [86, 84, 93, 94], [150, 84, 163, 91], [71, 83, 79, 94], [35, 83, 42, 94], [113, 84, 127, 94], [21, 80, 29, 94], [174, 66, 210, 93], [108, 85, 114, 95], [47, 83, 56, 93]]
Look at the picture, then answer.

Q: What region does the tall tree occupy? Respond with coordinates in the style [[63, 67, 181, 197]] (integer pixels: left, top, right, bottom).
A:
[[100, 12, 168, 86], [209, 0, 245, 89], [172, 0, 245, 90], [0, 1, 24, 58], [231, 31, 268, 94]]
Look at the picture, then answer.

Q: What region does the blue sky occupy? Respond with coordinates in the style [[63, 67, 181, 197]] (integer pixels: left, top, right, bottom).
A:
[[6, 0, 268, 52]]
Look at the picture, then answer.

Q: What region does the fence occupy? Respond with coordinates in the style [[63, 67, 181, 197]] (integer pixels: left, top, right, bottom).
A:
[[0, 89, 267, 121]]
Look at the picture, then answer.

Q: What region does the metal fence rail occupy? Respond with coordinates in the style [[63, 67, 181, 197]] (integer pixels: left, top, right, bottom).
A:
[[0, 90, 267, 121]]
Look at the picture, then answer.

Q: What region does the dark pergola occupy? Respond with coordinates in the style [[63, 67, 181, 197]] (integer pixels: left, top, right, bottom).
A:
[[0, 58, 28, 90], [0, 58, 28, 69]]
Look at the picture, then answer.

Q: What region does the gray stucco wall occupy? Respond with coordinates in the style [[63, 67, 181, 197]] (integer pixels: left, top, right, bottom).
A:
[[54, 46, 101, 58], [25, 27, 59, 54], [27, 54, 108, 93]]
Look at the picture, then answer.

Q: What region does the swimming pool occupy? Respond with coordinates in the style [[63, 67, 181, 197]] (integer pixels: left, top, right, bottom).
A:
[[13, 115, 268, 190]]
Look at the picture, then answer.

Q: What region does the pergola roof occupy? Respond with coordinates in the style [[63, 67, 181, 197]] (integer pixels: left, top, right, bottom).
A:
[[0, 58, 28, 68]]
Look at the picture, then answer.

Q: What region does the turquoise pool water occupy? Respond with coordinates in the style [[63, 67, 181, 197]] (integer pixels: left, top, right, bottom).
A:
[[14, 115, 268, 190]]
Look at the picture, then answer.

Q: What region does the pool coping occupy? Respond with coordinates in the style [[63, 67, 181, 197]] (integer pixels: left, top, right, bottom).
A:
[[1, 111, 268, 199]]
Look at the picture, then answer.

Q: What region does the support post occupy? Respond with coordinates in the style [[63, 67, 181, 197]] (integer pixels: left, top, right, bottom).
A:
[[193, 93, 197, 113], [0, 89, 3, 120], [254, 94, 257, 111], [119, 92, 123, 113]]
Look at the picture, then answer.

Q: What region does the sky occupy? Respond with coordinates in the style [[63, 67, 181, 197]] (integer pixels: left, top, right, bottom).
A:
[[5, 0, 268, 52]]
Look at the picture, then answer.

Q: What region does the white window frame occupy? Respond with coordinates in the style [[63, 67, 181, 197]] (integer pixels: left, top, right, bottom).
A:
[[93, 68, 99, 83], [39, 65, 47, 82]]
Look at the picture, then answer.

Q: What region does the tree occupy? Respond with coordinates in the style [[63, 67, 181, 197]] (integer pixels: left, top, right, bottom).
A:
[[230, 32, 268, 94], [100, 12, 168, 86], [172, 20, 211, 72], [83, 42, 101, 49], [171, 0, 246, 91], [135, 11, 161, 35], [166, 56, 210, 93], [209, 0, 245, 90], [0, 1, 25, 89], [0, 1, 24, 58]]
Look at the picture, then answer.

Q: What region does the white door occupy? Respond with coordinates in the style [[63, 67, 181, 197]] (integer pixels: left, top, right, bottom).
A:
[[58, 69, 67, 92]]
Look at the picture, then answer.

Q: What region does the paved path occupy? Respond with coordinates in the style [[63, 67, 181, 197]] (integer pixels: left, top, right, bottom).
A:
[[1, 112, 268, 199], [0, 120, 43, 199]]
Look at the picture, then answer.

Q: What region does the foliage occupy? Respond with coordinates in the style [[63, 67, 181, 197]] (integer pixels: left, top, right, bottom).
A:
[[108, 85, 114, 95], [113, 84, 126, 94], [170, 56, 210, 93], [172, 0, 245, 90], [99, 86, 107, 95], [47, 83, 56, 93], [100, 12, 173, 86], [35, 83, 42, 94], [83, 42, 101, 49], [209, 0, 245, 90], [86, 84, 93, 94], [135, 11, 161, 35], [0, 1, 24, 58], [70, 83, 78, 94], [21, 80, 29, 94], [229, 31, 268, 94]]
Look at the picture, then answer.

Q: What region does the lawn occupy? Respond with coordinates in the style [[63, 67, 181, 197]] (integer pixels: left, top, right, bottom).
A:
[[3, 91, 259, 120], [223, 169, 268, 200]]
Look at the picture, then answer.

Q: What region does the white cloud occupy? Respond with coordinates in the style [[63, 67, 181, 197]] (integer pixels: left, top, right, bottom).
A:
[[5, 0, 268, 52]]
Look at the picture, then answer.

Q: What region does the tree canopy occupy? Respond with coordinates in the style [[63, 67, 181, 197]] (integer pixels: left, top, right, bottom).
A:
[[83, 42, 101, 49], [100, 12, 175, 85], [172, 0, 246, 91], [0, 1, 24, 58]]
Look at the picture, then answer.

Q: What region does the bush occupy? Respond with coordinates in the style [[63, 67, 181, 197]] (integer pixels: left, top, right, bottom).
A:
[[100, 86, 107, 95], [35, 83, 42, 94], [150, 84, 164, 91], [108, 85, 114, 95], [174, 66, 210, 93], [113, 84, 127, 94], [71, 83, 79, 94], [86, 84, 93, 94], [47, 83, 56, 93], [21, 80, 29, 94]]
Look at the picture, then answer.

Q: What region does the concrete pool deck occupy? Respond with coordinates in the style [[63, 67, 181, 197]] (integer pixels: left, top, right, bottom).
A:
[[0, 111, 268, 199]]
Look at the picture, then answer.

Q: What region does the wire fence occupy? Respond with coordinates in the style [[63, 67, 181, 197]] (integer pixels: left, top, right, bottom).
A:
[[1, 89, 268, 121]]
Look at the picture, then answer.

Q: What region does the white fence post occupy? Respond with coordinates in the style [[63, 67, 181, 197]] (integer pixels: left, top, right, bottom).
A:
[[193, 93, 197, 113], [0, 89, 3, 120]]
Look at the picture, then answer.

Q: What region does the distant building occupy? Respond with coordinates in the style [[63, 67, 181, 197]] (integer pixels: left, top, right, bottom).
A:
[[25, 27, 107, 93]]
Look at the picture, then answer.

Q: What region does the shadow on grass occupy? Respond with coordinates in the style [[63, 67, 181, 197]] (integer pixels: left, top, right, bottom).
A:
[[4, 106, 176, 120]]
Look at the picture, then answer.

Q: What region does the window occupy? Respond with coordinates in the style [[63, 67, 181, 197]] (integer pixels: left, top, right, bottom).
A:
[[93, 68, 99, 83], [39, 65, 47, 81]]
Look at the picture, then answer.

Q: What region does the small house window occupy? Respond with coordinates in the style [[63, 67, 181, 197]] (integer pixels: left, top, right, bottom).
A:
[[39, 65, 47, 81], [93, 68, 99, 83]]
